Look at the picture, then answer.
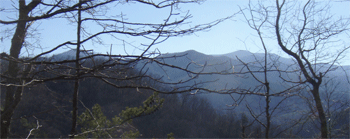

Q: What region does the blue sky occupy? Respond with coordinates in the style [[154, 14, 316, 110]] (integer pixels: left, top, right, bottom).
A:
[[1, 0, 349, 65]]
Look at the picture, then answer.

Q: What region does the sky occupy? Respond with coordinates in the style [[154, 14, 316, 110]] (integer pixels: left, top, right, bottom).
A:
[[1, 0, 350, 65]]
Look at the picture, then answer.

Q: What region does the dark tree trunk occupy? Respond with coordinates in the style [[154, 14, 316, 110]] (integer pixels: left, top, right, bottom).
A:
[[275, 1, 329, 137], [69, 1, 82, 138], [1, 1, 28, 137], [312, 84, 328, 138], [1, 1, 41, 138]]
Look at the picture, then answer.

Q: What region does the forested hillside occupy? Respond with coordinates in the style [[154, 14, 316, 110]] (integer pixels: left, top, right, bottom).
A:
[[1, 0, 349, 138], [0, 59, 256, 138], [1, 50, 349, 138]]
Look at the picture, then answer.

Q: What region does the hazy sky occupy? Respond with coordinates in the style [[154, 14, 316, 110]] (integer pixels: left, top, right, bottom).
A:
[[1, 0, 349, 65]]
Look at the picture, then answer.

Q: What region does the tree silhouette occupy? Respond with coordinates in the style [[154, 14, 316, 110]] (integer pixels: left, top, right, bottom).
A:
[[241, 0, 350, 137]]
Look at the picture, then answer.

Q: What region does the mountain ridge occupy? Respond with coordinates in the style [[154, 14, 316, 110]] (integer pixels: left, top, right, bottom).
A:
[[27, 49, 349, 114]]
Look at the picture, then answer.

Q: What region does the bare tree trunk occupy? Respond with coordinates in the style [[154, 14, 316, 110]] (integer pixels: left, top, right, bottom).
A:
[[263, 38, 270, 138], [1, 1, 29, 138], [275, 1, 329, 137], [70, 1, 82, 138], [265, 83, 270, 138], [311, 83, 328, 138]]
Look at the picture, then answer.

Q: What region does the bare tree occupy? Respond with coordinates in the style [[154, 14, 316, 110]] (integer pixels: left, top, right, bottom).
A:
[[275, 0, 349, 137], [240, 0, 349, 138], [218, 1, 312, 137], [303, 77, 350, 138], [0, 0, 237, 138], [233, 10, 303, 138]]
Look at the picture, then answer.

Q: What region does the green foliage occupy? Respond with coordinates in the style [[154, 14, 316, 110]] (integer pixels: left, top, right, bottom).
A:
[[167, 132, 175, 139], [121, 130, 140, 138], [20, 118, 47, 138], [77, 104, 113, 138], [20, 118, 37, 133], [119, 92, 164, 123], [77, 92, 163, 138]]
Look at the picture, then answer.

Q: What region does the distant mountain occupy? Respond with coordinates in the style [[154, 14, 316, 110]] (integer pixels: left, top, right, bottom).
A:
[[50, 49, 94, 61], [50, 49, 349, 112], [219, 50, 295, 65], [221, 50, 254, 59], [135, 50, 350, 113]]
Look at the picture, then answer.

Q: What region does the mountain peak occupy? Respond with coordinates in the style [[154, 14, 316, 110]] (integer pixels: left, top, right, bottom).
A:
[[222, 50, 253, 59], [51, 49, 94, 60], [162, 49, 207, 57], [183, 49, 206, 55]]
